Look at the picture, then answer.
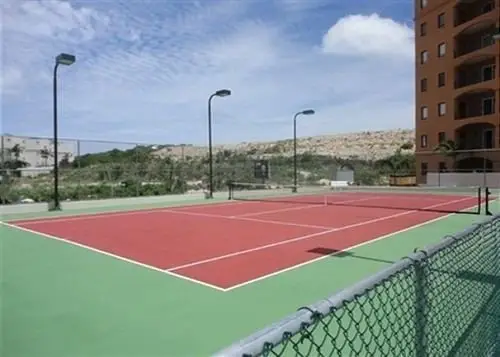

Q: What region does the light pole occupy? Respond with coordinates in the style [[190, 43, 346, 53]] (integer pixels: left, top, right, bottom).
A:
[[207, 89, 231, 199], [293, 109, 315, 192], [52, 53, 76, 211]]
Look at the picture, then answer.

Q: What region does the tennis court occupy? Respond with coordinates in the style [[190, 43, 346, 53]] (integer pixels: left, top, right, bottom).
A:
[[1, 185, 498, 356]]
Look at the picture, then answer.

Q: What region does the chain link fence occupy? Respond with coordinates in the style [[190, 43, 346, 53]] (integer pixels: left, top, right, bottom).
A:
[[1, 135, 371, 204], [214, 214, 500, 357]]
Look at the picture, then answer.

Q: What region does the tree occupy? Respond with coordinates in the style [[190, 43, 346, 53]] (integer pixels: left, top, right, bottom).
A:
[[434, 140, 459, 170], [8, 144, 23, 161], [400, 141, 414, 150], [59, 153, 72, 169], [39, 147, 51, 166]]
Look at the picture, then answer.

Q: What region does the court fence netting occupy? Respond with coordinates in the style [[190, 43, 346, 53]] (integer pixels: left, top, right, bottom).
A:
[[214, 213, 500, 357], [227, 182, 490, 215]]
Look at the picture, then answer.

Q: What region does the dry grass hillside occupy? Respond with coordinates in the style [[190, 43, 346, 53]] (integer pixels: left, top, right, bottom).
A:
[[154, 129, 415, 161]]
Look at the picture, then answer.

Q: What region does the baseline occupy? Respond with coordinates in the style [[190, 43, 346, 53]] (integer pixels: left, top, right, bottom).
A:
[[1, 221, 227, 292]]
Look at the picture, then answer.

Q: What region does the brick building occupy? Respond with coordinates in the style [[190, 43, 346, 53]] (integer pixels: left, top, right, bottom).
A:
[[415, 0, 500, 183]]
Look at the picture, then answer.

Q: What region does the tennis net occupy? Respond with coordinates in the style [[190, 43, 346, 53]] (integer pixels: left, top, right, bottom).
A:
[[227, 182, 483, 215]]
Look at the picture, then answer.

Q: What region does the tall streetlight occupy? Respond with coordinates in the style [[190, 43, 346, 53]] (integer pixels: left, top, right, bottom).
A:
[[51, 53, 76, 211], [207, 89, 231, 199], [293, 109, 315, 192]]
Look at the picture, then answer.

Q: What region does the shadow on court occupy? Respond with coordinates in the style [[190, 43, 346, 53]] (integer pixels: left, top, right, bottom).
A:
[[307, 247, 395, 265]]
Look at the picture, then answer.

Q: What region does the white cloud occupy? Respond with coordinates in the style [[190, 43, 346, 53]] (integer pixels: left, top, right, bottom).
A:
[[1, 67, 23, 95], [2, 1, 415, 146], [321, 13, 414, 58]]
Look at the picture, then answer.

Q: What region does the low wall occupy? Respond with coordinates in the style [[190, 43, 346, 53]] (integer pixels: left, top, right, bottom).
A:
[[426, 172, 500, 188], [389, 175, 417, 186]]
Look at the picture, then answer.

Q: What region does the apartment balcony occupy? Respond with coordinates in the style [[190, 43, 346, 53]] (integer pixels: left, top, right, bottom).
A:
[[454, 0, 496, 28], [454, 122, 498, 171], [454, 23, 498, 61], [455, 122, 496, 149], [454, 89, 497, 121], [454, 58, 496, 96]]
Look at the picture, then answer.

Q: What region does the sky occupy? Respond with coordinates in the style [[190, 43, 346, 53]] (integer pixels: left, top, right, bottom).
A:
[[2, 0, 416, 146]]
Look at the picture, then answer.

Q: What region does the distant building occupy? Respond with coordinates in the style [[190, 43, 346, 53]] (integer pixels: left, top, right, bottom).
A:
[[0, 134, 77, 169], [414, 0, 500, 183]]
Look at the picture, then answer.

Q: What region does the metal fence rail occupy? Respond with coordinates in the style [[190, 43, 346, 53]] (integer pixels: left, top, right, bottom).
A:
[[214, 215, 500, 357]]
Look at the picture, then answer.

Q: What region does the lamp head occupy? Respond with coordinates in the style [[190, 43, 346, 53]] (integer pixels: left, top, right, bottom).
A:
[[215, 89, 231, 97], [56, 53, 76, 66], [301, 109, 315, 115]]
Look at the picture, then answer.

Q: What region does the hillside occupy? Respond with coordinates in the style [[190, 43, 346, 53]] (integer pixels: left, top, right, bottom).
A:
[[153, 129, 415, 161], [1, 128, 417, 204]]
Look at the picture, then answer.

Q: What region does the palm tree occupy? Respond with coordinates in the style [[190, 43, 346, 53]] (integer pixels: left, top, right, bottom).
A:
[[434, 140, 459, 170]]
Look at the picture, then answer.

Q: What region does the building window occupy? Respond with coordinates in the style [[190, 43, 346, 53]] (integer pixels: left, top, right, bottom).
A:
[[438, 43, 446, 57], [420, 22, 427, 36], [420, 134, 428, 148], [438, 102, 446, 116], [483, 1, 494, 13], [483, 97, 494, 115], [484, 129, 493, 148], [421, 162, 428, 176], [438, 72, 445, 87], [420, 50, 428, 64], [420, 0, 427, 8], [439, 162, 447, 172], [458, 101, 467, 118], [459, 131, 467, 147], [481, 34, 494, 47], [438, 13, 445, 28], [482, 65, 495, 81], [421, 106, 428, 120], [438, 131, 446, 143], [420, 78, 427, 92]]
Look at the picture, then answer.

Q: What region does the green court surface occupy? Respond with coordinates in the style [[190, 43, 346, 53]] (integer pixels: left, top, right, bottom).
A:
[[1, 194, 498, 357]]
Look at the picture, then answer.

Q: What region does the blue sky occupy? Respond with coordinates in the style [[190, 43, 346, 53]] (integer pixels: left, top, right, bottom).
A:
[[2, 0, 415, 146]]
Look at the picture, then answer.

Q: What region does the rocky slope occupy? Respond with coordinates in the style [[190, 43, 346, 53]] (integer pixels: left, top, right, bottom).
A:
[[153, 128, 415, 161]]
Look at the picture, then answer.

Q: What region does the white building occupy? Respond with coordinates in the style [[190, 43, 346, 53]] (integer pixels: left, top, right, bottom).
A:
[[1, 134, 77, 169]]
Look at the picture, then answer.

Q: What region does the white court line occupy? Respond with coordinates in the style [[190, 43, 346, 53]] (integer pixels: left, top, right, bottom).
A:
[[232, 196, 379, 218], [12, 198, 379, 231], [5, 199, 258, 225], [0, 221, 227, 292], [233, 216, 331, 230], [166, 196, 474, 272], [224, 199, 481, 291], [160, 209, 332, 230], [2, 195, 480, 293]]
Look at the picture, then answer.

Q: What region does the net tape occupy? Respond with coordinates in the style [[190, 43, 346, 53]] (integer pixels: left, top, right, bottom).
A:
[[228, 182, 483, 215], [214, 214, 500, 357]]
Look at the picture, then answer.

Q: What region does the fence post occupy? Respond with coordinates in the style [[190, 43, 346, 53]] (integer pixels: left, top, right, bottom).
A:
[[414, 256, 428, 357]]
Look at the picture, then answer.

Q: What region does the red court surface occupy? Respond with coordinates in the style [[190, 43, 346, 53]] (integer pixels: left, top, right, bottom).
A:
[[9, 192, 480, 291]]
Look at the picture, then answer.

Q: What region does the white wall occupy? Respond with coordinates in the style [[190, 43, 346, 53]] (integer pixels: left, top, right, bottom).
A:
[[1, 135, 76, 167], [427, 172, 500, 188]]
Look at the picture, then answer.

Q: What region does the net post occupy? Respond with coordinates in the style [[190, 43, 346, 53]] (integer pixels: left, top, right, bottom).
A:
[[486, 187, 493, 216], [228, 181, 233, 200], [478, 187, 481, 215]]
